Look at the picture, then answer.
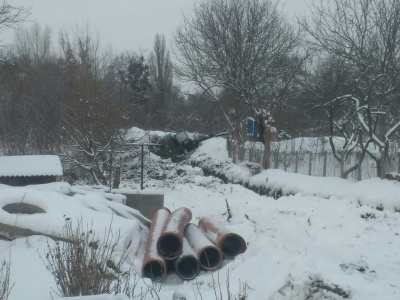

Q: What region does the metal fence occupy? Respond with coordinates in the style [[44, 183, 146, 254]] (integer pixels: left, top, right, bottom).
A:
[[243, 141, 400, 181]]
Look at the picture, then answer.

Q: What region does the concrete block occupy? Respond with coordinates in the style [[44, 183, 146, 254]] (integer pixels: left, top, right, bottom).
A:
[[120, 191, 164, 219]]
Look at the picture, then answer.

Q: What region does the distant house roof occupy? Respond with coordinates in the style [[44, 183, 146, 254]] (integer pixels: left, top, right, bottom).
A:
[[0, 155, 63, 177]]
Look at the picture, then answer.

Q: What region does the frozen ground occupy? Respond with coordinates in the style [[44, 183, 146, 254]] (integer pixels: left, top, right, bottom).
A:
[[0, 136, 400, 299]]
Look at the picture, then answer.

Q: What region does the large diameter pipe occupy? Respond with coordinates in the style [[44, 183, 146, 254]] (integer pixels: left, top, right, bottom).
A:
[[184, 223, 222, 271], [142, 207, 170, 282], [157, 207, 192, 260], [174, 236, 200, 281], [198, 217, 247, 259]]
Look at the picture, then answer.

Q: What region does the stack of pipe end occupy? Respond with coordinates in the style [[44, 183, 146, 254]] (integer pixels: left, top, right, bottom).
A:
[[157, 207, 192, 260], [184, 223, 222, 271], [141, 207, 170, 282], [141, 207, 247, 282], [198, 217, 247, 259]]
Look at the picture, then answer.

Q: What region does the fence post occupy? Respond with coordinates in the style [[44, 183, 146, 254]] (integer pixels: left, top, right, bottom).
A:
[[141, 144, 144, 190], [336, 150, 343, 178], [232, 143, 237, 163], [323, 151, 327, 177], [357, 152, 362, 181], [295, 151, 299, 173], [274, 150, 279, 169], [308, 151, 312, 176], [397, 151, 400, 174], [381, 149, 385, 179], [283, 151, 287, 171]]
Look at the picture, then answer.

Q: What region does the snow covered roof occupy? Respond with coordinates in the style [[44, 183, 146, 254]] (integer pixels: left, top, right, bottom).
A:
[[0, 155, 63, 177]]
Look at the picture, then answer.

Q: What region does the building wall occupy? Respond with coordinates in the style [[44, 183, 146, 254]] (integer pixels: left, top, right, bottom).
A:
[[0, 176, 57, 186]]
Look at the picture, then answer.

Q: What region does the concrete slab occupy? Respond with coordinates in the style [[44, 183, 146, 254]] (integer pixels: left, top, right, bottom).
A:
[[120, 191, 164, 219]]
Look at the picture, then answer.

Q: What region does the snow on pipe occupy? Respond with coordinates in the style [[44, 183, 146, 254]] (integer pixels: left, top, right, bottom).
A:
[[141, 207, 170, 282], [157, 207, 192, 261], [174, 236, 200, 281], [198, 217, 246, 259], [184, 223, 222, 271]]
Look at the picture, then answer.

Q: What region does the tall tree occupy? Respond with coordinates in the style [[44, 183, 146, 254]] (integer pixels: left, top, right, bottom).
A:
[[300, 0, 400, 177], [118, 55, 150, 105], [174, 0, 301, 168]]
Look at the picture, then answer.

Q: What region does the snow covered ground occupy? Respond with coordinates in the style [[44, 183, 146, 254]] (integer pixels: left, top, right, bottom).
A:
[[0, 136, 400, 299]]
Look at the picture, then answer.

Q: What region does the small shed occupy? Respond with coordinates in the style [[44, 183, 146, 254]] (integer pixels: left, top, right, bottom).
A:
[[0, 155, 63, 186], [246, 117, 260, 141]]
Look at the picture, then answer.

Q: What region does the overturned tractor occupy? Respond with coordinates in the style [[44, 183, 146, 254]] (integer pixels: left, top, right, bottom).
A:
[[152, 130, 228, 161]]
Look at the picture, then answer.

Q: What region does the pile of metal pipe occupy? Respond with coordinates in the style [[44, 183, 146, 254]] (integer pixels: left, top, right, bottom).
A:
[[198, 217, 247, 259], [184, 223, 222, 271], [141, 207, 170, 282], [174, 236, 200, 280], [157, 207, 192, 260], [141, 207, 246, 282]]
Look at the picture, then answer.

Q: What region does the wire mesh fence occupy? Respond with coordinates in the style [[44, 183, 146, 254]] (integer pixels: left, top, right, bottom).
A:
[[241, 140, 400, 181]]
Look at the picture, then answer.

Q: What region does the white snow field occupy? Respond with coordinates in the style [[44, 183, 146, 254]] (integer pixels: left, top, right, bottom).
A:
[[0, 136, 399, 300]]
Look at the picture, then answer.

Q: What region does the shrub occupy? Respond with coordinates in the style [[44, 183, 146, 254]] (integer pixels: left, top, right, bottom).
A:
[[194, 270, 248, 300], [0, 257, 14, 300], [41, 218, 156, 298]]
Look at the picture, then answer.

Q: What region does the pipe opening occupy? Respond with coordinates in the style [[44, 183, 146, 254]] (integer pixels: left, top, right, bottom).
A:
[[143, 261, 165, 282], [221, 236, 246, 258], [3, 203, 45, 214], [176, 256, 200, 280], [158, 235, 181, 259], [199, 247, 221, 270]]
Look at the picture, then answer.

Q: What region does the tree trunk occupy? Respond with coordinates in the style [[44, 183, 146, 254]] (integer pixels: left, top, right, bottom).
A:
[[262, 127, 272, 169], [113, 167, 121, 189], [340, 151, 345, 179]]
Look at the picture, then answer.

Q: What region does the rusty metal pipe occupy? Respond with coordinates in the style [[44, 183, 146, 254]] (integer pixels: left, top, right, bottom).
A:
[[157, 207, 192, 260], [198, 217, 246, 259], [174, 236, 200, 281], [184, 223, 222, 271], [141, 207, 170, 282]]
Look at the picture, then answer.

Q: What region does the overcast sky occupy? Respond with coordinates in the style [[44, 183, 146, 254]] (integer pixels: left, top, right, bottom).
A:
[[2, 0, 309, 54]]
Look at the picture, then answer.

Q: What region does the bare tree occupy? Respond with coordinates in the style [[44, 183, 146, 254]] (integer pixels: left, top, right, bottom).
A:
[[57, 26, 124, 185], [303, 54, 368, 179], [0, 22, 64, 155], [174, 0, 301, 168], [0, 1, 29, 32], [300, 0, 400, 177], [13, 22, 52, 64], [60, 97, 125, 186], [0, 1, 30, 153], [58, 24, 113, 102]]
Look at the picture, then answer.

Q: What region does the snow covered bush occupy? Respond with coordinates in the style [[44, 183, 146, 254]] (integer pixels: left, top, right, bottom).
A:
[[41, 218, 147, 298], [0, 258, 14, 300], [194, 271, 248, 300]]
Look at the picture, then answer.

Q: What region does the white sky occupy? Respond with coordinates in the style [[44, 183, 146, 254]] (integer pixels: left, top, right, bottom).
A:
[[1, 0, 309, 54]]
